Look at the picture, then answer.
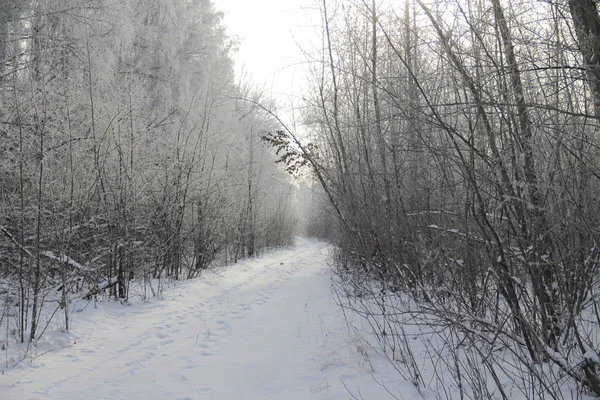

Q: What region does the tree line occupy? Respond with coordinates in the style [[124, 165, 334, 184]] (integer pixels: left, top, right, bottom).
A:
[[0, 0, 297, 346], [278, 0, 600, 397]]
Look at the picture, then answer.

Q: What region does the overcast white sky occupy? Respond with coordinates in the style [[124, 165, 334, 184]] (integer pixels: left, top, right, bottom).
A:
[[214, 0, 320, 106]]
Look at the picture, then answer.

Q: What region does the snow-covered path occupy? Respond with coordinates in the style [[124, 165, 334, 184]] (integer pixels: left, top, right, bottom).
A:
[[3, 239, 384, 400]]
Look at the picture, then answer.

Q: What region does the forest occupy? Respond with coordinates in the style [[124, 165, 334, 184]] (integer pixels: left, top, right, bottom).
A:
[[0, 0, 297, 345], [284, 0, 600, 398], [4, 0, 600, 398]]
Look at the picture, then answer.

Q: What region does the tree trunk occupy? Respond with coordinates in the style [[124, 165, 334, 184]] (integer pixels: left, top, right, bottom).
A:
[[569, 0, 600, 115]]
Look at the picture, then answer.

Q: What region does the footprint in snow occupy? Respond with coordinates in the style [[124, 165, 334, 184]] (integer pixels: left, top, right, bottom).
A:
[[216, 320, 229, 330], [170, 372, 189, 381]]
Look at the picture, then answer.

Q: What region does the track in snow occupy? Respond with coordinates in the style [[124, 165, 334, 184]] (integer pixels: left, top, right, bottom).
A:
[[2, 238, 376, 400]]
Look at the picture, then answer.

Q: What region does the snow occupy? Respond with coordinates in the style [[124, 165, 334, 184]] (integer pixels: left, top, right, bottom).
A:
[[41, 251, 85, 270], [0, 238, 409, 400], [6, 238, 589, 400], [583, 343, 600, 365]]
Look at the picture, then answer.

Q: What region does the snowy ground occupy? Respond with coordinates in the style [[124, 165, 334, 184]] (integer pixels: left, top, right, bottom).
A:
[[1, 238, 410, 400]]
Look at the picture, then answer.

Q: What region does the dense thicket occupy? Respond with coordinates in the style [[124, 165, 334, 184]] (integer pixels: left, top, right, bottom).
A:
[[294, 0, 600, 396], [0, 0, 296, 345]]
